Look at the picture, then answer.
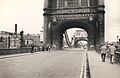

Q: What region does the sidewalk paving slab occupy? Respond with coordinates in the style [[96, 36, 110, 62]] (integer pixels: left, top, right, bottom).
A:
[[88, 51, 120, 78]]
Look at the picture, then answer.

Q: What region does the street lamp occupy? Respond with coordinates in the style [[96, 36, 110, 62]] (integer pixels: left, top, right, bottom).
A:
[[117, 35, 120, 44], [52, 16, 57, 25], [89, 15, 93, 21]]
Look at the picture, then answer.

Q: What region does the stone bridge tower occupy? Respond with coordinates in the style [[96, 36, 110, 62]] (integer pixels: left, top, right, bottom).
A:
[[43, 0, 105, 50]]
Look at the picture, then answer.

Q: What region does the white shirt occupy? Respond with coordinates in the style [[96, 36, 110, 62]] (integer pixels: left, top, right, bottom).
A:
[[109, 45, 116, 55], [101, 45, 107, 54]]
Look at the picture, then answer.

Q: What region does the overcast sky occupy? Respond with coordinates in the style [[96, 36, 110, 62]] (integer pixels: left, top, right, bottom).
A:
[[105, 0, 120, 42], [0, 0, 120, 42], [0, 0, 44, 34]]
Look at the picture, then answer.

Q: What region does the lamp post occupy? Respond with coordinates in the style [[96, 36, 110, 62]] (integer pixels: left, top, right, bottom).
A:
[[88, 15, 94, 47], [89, 15, 93, 21], [117, 35, 120, 44], [52, 16, 57, 24]]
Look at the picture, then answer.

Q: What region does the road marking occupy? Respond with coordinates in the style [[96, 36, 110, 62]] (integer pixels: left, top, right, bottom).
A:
[[80, 51, 86, 78], [80, 49, 90, 78]]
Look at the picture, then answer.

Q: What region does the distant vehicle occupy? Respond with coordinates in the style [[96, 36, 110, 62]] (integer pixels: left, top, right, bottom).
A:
[[64, 45, 69, 48]]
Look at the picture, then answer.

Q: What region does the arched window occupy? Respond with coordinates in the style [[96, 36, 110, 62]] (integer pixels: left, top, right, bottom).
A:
[[67, 0, 79, 7], [81, 0, 89, 7], [58, 0, 79, 8], [58, 0, 64, 7]]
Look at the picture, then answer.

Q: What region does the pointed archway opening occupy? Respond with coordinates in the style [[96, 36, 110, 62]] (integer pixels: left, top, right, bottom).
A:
[[52, 20, 96, 50], [63, 28, 88, 49]]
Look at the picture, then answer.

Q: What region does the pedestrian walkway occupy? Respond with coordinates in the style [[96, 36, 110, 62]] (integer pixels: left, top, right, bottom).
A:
[[0, 51, 54, 59], [0, 52, 32, 59], [88, 51, 120, 78], [0, 51, 44, 59]]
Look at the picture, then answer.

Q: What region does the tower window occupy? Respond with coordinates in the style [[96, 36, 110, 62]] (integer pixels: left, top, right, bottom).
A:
[[81, 0, 88, 6], [58, 0, 79, 8]]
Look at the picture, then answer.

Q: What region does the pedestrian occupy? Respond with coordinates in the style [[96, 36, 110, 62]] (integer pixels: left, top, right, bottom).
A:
[[42, 46, 44, 51], [45, 45, 48, 51], [48, 45, 51, 51], [100, 44, 107, 62], [31, 44, 34, 53], [109, 44, 116, 64]]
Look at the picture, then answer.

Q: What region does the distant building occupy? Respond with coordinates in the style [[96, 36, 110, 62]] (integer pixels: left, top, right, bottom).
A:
[[0, 31, 21, 49], [10, 24, 21, 48], [0, 31, 9, 48], [0, 24, 43, 49], [10, 33, 21, 48], [24, 34, 41, 47], [23, 34, 42, 52], [0, 31, 43, 49]]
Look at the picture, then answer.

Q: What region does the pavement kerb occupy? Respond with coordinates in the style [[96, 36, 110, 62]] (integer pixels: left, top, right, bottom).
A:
[[0, 52, 32, 59], [80, 51, 85, 78], [0, 51, 49, 59]]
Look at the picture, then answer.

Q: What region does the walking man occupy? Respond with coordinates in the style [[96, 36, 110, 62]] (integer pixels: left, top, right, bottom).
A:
[[101, 44, 107, 62], [109, 44, 116, 64]]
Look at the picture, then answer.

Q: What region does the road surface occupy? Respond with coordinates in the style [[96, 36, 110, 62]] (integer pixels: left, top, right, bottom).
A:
[[0, 49, 85, 78]]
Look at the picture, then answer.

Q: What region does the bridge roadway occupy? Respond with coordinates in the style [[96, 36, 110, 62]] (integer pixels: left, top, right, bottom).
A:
[[0, 48, 85, 78]]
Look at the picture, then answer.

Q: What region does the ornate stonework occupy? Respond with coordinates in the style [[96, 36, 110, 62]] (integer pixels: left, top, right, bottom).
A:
[[43, 0, 105, 49]]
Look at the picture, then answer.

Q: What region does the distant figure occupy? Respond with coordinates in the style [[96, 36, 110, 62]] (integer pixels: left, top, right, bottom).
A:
[[109, 44, 116, 64], [42, 46, 45, 51], [31, 44, 34, 53], [45, 45, 48, 51], [53, 44, 56, 50], [101, 44, 107, 62], [48, 45, 51, 51]]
